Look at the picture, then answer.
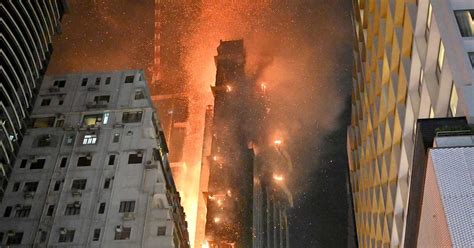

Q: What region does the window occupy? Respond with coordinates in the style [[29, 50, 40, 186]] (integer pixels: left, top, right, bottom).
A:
[[59, 100, 64, 105], [77, 156, 92, 167], [24, 182, 39, 192], [95, 77, 101, 85], [418, 68, 424, 96], [122, 111, 143, 123], [58, 230, 75, 243], [134, 90, 145, 100], [93, 95, 110, 103], [20, 159, 27, 168], [157, 226, 166, 236], [454, 10, 474, 37], [60, 157, 68, 168], [114, 226, 131, 240], [119, 201, 135, 213], [449, 83, 459, 116], [4, 206, 12, 217], [30, 159, 46, 169], [113, 133, 120, 143], [128, 152, 143, 164], [65, 203, 81, 215], [108, 155, 116, 165], [15, 206, 31, 218], [47, 205, 55, 216], [425, 3, 433, 39], [6, 232, 23, 245], [0, 232, 3, 244], [12, 182, 20, 192], [71, 179, 87, 190], [32, 117, 55, 128], [55, 119, 64, 127], [436, 41, 445, 78], [93, 229, 101, 241], [66, 135, 74, 145], [53, 181, 61, 191], [81, 78, 88, 86], [124, 75, 134, 83], [98, 202, 106, 214], [37, 135, 52, 147], [83, 114, 103, 126], [469, 52, 474, 67], [104, 178, 112, 189], [105, 77, 111, 85], [53, 80, 66, 88], [39, 231, 47, 243], [103, 112, 109, 124], [82, 134, 97, 145], [41, 98, 51, 106]]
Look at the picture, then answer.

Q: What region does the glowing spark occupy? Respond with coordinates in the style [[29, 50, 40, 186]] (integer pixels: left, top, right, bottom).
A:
[[214, 217, 221, 223], [227, 189, 231, 196], [225, 85, 232, 92], [212, 155, 218, 161], [217, 199, 223, 206], [274, 139, 282, 145], [273, 174, 284, 181], [260, 83, 267, 93]]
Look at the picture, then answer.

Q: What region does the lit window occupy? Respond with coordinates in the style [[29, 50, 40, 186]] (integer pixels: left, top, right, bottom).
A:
[[103, 113, 109, 124], [83, 114, 103, 126], [425, 3, 433, 39], [449, 83, 458, 116], [83, 134, 97, 145], [418, 68, 424, 96], [454, 10, 474, 37], [429, 106, 435, 118], [437, 41, 445, 73]]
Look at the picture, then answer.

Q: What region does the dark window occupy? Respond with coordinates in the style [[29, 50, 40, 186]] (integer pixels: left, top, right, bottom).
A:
[[20, 159, 27, 168], [98, 202, 106, 214], [113, 133, 120, 143], [122, 111, 143, 123], [39, 231, 47, 243], [81, 78, 88, 86], [32, 117, 56, 128], [37, 135, 52, 147], [30, 159, 46, 169], [59, 100, 64, 105], [119, 201, 135, 213], [77, 156, 92, 167], [454, 10, 474, 37], [4, 206, 12, 217], [12, 182, 20, 192], [71, 179, 87, 190], [108, 155, 116, 165], [65, 203, 81, 216], [56, 119, 64, 127], [104, 178, 111, 189], [58, 230, 75, 243], [128, 152, 143, 164], [114, 227, 131, 240], [6, 232, 23, 245], [93, 229, 101, 241], [15, 206, 31, 217], [124, 75, 134, 83], [47, 205, 55, 216], [53, 181, 61, 191], [134, 90, 145, 100], [93, 95, 110, 103], [54, 80, 66, 88], [157, 226, 166, 236], [105, 77, 111, 85], [0, 232, 3, 244], [41, 98, 51, 106], [23, 182, 39, 192], [60, 157, 68, 168], [469, 52, 474, 67], [95, 77, 101, 85]]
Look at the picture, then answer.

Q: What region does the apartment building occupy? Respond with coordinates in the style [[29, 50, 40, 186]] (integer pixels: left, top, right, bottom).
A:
[[0, 0, 67, 201], [0, 70, 189, 247], [348, 0, 474, 246]]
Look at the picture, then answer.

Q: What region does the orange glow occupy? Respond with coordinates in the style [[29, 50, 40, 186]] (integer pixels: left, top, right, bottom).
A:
[[202, 240, 210, 248], [273, 174, 284, 181], [260, 83, 267, 93]]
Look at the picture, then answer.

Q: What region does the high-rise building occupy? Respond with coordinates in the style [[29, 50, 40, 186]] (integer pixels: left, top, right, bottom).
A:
[[0, 70, 190, 247], [203, 40, 291, 248], [348, 0, 474, 246], [0, 0, 68, 201]]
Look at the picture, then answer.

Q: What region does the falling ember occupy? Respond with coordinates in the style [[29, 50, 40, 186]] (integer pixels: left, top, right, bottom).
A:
[[213, 217, 221, 223], [273, 174, 284, 181], [260, 83, 267, 93], [274, 139, 283, 145], [225, 85, 232, 92]]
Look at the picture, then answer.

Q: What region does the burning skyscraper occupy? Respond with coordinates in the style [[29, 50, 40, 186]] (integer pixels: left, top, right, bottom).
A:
[[203, 40, 291, 248]]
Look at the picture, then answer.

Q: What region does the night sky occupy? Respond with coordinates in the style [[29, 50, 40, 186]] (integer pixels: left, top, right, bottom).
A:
[[47, 0, 356, 247]]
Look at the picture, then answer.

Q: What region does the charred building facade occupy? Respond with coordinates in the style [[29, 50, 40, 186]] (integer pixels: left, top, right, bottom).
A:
[[203, 40, 291, 248]]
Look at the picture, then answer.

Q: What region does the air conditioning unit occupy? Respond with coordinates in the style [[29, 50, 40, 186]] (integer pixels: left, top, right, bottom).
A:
[[73, 201, 81, 208], [137, 152, 143, 158], [144, 160, 156, 169], [122, 212, 135, 221], [86, 154, 92, 160], [71, 189, 82, 197], [48, 86, 60, 92], [59, 228, 68, 235], [15, 204, 22, 210], [115, 225, 123, 232], [23, 191, 34, 199], [7, 230, 16, 236]]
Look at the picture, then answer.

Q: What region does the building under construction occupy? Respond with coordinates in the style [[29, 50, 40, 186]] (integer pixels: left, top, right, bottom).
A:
[[202, 40, 292, 248]]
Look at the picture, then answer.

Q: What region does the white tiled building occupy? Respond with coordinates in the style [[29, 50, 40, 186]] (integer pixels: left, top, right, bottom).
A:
[[348, 0, 474, 246], [0, 70, 189, 247]]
